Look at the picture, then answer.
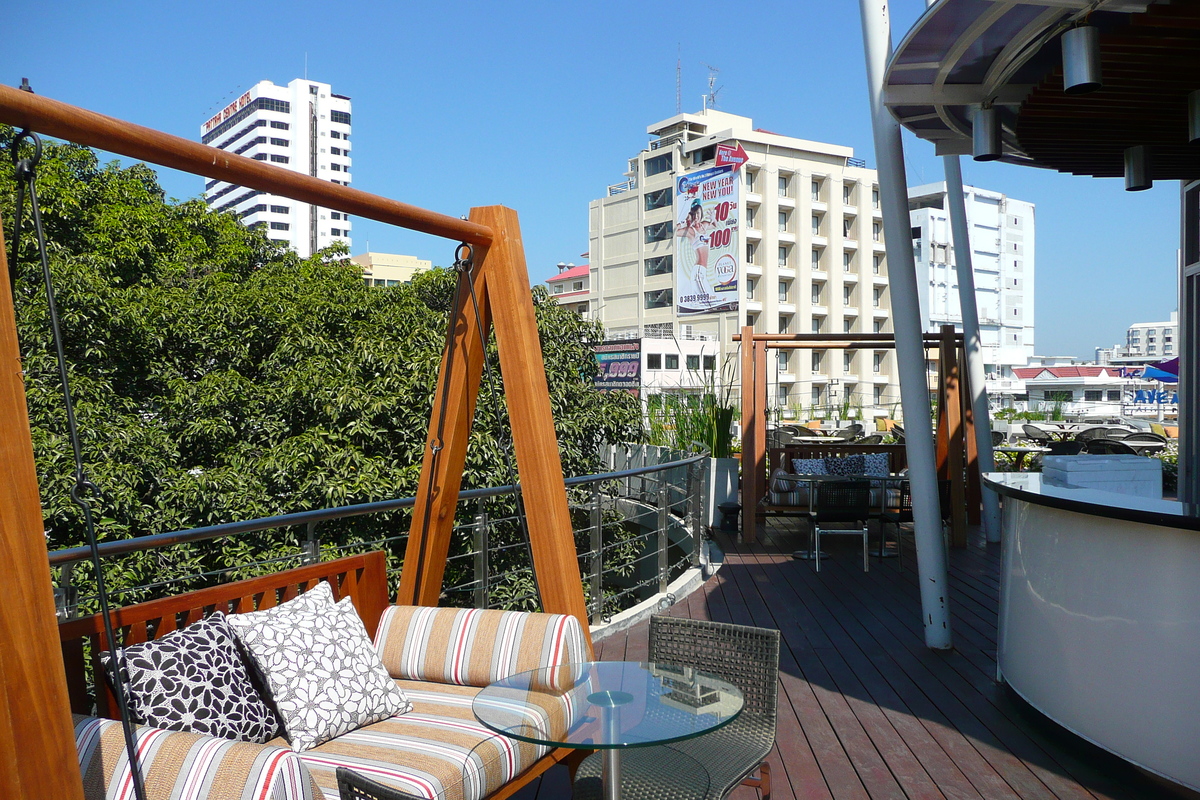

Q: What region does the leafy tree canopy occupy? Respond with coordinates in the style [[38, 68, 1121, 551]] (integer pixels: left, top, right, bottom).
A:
[[1, 128, 640, 598]]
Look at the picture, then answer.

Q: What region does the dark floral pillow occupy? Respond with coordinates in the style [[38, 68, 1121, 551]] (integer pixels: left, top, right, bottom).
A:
[[825, 455, 866, 476], [101, 612, 279, 743], [863, 453, 890, 476]]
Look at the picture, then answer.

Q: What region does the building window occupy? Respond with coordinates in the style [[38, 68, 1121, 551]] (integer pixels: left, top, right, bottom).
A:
[[843, 184, 854, 204], [779, 280, 790, 302], [778, 351, 789, 370], [746, 242, 757, 264], [812, 386, 822, 406], [745, 170, 756, 192], [645, 187, 672, 211], [811, 249, 821, 270], [872, 188, 880, 208], [666, 354, 679, 369], [873, 352, 883, 373], [687, 355, 700, 370], [873, 318, 884, 333], [331, 163, 342, 171], [645, 255, 673, 276], [703, 355, 716, 371], [812, 283, 822, 304], [1107, 390, 1122, 402], [812, 215, 822, 236], [779, 314, 791, 333], [331, 110, 351, 125], [645, 222, 673, 242], [251, 153, 268, 161], [811, 179, 821, 201], [812, 316, 823, 333], [843, 217, 853, 238], [270, 221, 290, 231], [1084, 390, 1103, 402], [843, 285, 853, 304], [644, 289, 672, 309], [873, 287, 883, 308], [873, 254, 883, 274], [874, 385, 884, 404], [746, 313, 757, 327], [778, 246, 790, 267], [240, 204, 267, 218], [270, 137, 288, 147], [844, 351, 853, 371], [843, 251, 853, 270], [330, 212, 342, 220], [331, 228, 341, 236], [746, 206, 756, 228], [746, 277, 755, 299], [647, 354, 662, 370], [330, 146, 342, 156], [644, 153, 673, 176], [270, 205, 289, 214], [844, 317, 854, 333], [692, 145, 716, 165], [270, 154, 289, 163], [1045, 390, 1073, 403], [812, 351, 823, 372], [873, 221, 882, 241], [778, 210, 789, 232], [778, 175, 790, 197]]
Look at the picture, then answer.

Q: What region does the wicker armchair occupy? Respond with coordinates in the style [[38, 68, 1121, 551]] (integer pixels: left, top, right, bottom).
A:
[[338, 768, 424, 800], [574, 617, 781, 800]]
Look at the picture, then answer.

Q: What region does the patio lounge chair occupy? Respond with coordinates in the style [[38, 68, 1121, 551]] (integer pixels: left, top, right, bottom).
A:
[[574, 616, 781, 800], [1021, 424, 1052, 444]]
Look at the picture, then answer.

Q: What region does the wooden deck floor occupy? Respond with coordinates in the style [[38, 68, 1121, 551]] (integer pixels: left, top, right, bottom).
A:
[[517, 519, 1182, 800]]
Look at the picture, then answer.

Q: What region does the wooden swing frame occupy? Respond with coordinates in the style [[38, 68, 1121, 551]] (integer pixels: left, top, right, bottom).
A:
[[0, 84, 589, 798]]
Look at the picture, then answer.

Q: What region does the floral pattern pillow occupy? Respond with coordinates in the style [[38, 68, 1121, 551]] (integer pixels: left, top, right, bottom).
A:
[[227, 582, 412, 751], [825, 455, 866, 476], [863, 452, 890, 477], [791, 458, 827, 475], [101, 612, 279, 743]]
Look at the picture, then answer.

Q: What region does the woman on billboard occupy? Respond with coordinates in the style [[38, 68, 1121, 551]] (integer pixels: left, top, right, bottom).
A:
[[677, 198, 716, 300]]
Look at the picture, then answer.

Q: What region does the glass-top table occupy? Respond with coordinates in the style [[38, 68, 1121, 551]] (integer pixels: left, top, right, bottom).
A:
[[472, 661, 743, 800]]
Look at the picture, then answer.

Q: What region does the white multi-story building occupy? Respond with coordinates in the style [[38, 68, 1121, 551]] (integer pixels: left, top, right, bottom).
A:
[[350, 253, 431, 287], [908, 183, 1035, 374], [201, 79, 352, 257], [1096, 311, 1178, 364], [587, 109, 900, 418]]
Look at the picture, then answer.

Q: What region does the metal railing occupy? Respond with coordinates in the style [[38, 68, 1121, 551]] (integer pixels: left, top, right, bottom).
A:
[[49, 447, 710, 626]]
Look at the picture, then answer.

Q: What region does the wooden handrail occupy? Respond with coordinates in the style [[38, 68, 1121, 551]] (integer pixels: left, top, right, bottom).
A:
[[0, 84, 493, 246]]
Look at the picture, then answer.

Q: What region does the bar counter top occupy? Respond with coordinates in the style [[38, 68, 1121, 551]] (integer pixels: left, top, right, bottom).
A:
[[983, 471, 1200, 531]]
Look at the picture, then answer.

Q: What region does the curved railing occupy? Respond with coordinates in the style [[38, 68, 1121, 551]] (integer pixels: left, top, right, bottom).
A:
[[49, 447, 711, 625]]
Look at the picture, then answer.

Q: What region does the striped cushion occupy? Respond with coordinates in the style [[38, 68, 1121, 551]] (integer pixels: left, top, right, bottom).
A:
[[74, 714, 321, 800], [374, 606, 589, 688], [293, 681, 568, 800], [767, 469, 807, 506]]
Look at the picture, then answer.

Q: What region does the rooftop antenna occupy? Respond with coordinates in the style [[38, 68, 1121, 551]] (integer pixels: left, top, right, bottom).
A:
[[676, 44, 682, 114], [702, 63, 722, 111]]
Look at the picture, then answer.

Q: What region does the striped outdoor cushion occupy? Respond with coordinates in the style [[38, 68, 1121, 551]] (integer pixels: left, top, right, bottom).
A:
[[74, 714, 321, 800], [374, 606, 589, 688], [292, 680, 570, 800]]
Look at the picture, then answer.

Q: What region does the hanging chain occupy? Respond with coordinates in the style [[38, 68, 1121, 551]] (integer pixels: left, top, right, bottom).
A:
[[8, 125, 149, 800], [452, 242, 543, 610]]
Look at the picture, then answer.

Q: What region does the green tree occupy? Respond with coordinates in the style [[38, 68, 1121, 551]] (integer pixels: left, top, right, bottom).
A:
[[2, 128, 641, 605]]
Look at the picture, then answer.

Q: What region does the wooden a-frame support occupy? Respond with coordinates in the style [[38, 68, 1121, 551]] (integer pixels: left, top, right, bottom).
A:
[[396, 206, 592, 643]]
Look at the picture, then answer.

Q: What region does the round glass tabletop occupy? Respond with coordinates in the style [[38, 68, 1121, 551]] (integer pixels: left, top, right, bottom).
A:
[[471, 661, 743, 750]]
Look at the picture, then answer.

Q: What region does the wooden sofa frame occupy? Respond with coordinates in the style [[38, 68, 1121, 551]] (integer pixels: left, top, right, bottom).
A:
[[759, 443, 908, 519], [58, 551, 585, 800]]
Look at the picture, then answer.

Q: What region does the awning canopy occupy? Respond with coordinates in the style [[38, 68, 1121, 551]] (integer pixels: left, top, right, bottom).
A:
[[885, 0, 1200, 180]]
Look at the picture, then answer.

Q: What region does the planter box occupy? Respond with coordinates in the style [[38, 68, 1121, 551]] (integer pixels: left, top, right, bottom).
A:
[[1043, 455, 1162, 499]]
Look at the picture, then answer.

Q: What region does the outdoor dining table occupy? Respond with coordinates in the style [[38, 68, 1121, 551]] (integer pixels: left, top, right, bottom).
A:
[[995, 445, 1051, 471], [776, 472, 909, 559], [472, 661, 743, 800]]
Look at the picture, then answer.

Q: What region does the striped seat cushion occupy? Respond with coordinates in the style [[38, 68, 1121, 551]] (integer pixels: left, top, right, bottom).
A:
[[74, 714, 321, 800], [373, 606, 589, 688], [293, 680, 569, 800]]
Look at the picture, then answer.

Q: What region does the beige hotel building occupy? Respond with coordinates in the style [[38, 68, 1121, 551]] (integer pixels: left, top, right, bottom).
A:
[[587, 109, 900, 416]]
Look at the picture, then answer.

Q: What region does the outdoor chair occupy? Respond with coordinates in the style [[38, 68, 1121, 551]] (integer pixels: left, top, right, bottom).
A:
[[338, 767, 419, 800], [1073, 426, 1110, 443], [1047, 440, 1085, 456], [1125, 431, 1168, 443], [857, 433, 884, 444], [573, 617, 780, 800], [805, 479, 872, 572], [891, 424, 905, 442], [1104, 427, 1132, 439], [879, 480, 951, 569], [1085, 438, 1137, 455], [1021, 424, 1052, 444], [991, 430, 1006, 447]]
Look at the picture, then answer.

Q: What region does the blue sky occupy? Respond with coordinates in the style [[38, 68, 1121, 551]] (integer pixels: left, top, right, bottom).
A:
[[1, 1, 1179, 358]]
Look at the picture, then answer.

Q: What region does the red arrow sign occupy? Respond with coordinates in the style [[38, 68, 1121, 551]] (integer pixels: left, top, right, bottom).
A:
[[715, 143, 749, 171]]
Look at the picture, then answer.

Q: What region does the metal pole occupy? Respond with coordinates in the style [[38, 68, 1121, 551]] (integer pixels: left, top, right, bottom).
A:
[[942, 157, 1002, 542], [859, 0, 953, 649]]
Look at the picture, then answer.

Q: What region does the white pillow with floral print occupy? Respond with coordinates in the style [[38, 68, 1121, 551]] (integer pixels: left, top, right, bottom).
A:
[[227, 581, 412, 751]]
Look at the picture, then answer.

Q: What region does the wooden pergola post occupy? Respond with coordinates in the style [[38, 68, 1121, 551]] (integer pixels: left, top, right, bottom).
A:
[[936, 325, 968, 547], [397, 206, 591, 638], [739, 328, 768, 545], [0, 221, 87, 800]]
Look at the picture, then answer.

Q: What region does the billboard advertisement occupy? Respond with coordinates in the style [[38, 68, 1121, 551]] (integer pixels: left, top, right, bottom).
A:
[[594, 340, 641, 396], [674, 164, 739, 315]]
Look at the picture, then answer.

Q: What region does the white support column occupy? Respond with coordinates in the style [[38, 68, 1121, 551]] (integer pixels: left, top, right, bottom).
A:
[[943, 156, 1002, 542], [859, 0, 953, 649]]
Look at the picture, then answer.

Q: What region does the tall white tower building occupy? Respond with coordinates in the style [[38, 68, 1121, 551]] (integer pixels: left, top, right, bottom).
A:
[[201, 79, 352, 258], [588, 109, 901, 417], [908, 183, 1035, 374]]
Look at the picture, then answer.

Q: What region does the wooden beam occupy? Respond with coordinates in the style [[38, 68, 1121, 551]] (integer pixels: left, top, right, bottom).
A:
[[753, 339, 768, 519], [940, 326, 968, 548], [960, 342, 982, 526], [740, 327, 759, 544], [0, 221, 86, 799], [398, 250, 491, 607]]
